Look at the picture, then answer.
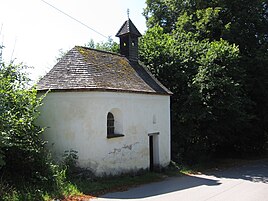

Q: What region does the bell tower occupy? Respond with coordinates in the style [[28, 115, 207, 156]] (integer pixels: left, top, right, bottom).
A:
[[116, 18, 142, 61]]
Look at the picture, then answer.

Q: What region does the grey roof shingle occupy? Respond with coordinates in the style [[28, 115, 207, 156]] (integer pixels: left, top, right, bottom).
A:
[[37, 46, 172, 95], [115, 19, 142, 37]]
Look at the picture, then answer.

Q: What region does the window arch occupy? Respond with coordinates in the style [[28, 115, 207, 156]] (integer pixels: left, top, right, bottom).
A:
[[107, 112, 115, 135], [106, 109, 124, 139]]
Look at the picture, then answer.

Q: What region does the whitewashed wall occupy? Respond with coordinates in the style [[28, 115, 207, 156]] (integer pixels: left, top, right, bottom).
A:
[[37, 91, 170, 176]]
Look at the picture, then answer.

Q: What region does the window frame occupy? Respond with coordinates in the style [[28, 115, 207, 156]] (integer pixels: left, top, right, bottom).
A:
[[107, 112, 124, 139], [107, 112, 115, 135]]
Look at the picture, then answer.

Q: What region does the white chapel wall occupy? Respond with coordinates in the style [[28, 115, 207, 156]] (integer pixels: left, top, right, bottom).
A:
[[37, 91, 170, 176]]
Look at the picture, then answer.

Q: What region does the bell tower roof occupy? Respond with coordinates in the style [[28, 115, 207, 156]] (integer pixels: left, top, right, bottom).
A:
[[116, 19, 142, 37], [116, 18, 142, 61]]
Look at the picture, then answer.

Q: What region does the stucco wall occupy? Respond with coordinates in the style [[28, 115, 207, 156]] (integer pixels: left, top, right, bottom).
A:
[[37, 91, 170, 176]]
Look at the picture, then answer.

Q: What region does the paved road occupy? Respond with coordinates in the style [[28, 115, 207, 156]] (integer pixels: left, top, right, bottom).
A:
[[93, 159, 268, 201]]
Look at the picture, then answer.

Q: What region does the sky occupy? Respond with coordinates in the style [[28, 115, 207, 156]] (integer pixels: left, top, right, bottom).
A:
[[0, 0, 147, 81]]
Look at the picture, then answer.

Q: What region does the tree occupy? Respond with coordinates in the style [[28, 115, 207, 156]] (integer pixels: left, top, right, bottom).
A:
[[192, 40, 251, 154], [85, 37, 119, 53], [0, 60, 46, 173], [0, 46, 72, 199], [56, 37, 120, 62], [143, 0, 268, 40], [144, 1, 268, 144], [140, 5, 258, 163]]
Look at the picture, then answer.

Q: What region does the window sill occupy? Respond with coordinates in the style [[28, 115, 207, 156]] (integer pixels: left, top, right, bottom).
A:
[[107, 134, 125, 139]]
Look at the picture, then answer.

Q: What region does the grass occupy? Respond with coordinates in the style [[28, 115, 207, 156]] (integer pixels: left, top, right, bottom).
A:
[[0, 169, 175, 201], [62, 157, 253, 200], [66, 171, 169, 198]]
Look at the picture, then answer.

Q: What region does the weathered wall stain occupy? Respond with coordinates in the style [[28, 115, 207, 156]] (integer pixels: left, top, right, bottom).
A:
[[109, 142, 139, 154]]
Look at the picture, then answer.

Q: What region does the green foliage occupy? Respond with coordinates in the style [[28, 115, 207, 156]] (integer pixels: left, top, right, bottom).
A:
[[69, 171, 164, 196], [56, 37, 120, 62], [0, 62, 45, 170], [56, 48, 67, 62], [140, 1, 266, 164], [63, 149, 79, 176], [144, 0, 268, 133], [0, 52, 81, 200], [85, 37, 119, 53], [191, 40, 252, 153]]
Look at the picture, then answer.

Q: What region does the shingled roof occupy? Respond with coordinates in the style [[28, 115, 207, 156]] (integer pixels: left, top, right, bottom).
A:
[[116, 19, 142, 37], [37, 46, 172, 95]]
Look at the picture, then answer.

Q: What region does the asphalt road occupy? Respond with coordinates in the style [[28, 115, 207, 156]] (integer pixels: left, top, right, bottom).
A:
[[93, 159, 268, 201]]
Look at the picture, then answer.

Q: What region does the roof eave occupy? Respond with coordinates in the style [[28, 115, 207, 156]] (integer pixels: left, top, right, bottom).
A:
[[37, 87, 172, 96]]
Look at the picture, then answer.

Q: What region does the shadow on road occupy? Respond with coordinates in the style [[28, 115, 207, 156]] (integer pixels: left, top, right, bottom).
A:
[[101, 173, 221, 199], [206, 159, 268, 184], [101, 159, 268, 199]]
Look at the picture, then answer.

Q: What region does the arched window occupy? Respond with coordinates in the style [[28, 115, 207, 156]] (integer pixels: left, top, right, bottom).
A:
[[107, 112, 115, 136], [106, 110, 124, 139]]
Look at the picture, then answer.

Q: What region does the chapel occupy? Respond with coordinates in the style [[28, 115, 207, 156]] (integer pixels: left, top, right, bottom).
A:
[[37, 18, 172, 175]]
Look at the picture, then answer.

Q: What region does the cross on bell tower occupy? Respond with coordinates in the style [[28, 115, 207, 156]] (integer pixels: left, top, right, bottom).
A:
[[116, 12, 142, 61], [127, 8, 130, 19]]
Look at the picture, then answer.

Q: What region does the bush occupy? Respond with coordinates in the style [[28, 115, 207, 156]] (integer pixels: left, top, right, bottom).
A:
[[0, 58, 79, 200], [0, 61, 45, 169], [63, 149, 79, 177]]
